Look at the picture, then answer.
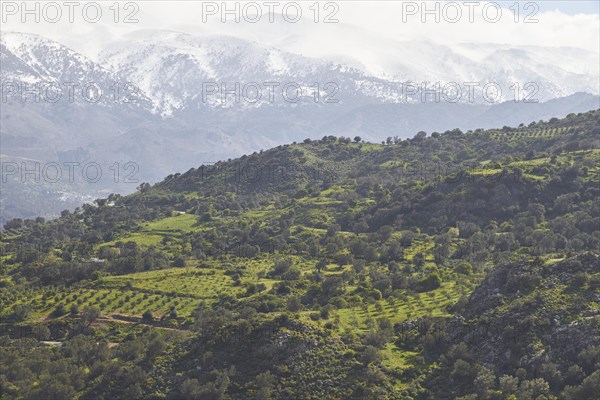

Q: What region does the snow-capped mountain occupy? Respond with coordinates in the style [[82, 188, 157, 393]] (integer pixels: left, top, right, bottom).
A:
[[98, 30, 599, 116], [98, 30, 417, 116], [1, 32, 152, 109]]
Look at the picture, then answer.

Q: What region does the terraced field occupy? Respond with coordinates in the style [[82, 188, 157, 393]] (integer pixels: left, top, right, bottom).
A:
[[11, 267, 252, 322], [489, 126, 573, 140], [332, 282, 461, 333]]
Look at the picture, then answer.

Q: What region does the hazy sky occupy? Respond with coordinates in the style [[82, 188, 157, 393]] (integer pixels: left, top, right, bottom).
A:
[[497, 0, 600, 15], [495, 0, 599, 15], [2, 0, 599, 61]]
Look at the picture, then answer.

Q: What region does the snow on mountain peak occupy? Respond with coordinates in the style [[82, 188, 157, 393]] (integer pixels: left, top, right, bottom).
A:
[[3, 30, 598, 117]]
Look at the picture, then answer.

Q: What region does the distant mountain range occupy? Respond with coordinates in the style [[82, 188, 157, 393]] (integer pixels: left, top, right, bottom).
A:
[[1, 30, 599, 222]]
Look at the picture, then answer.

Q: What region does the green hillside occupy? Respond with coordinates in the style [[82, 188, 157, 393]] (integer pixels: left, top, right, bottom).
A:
[[1, 110, 599, 399]]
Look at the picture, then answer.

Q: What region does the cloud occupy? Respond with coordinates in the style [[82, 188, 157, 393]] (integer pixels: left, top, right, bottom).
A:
[[3, 0, 598, 63]]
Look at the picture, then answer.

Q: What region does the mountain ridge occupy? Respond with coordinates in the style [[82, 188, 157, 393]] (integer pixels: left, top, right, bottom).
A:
[[1, 31, 599, 223]]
